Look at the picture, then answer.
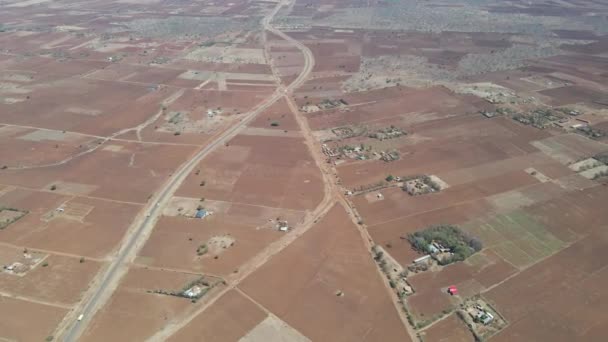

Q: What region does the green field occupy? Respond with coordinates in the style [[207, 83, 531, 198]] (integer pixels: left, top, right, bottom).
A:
[[462, 210, 565, 269]]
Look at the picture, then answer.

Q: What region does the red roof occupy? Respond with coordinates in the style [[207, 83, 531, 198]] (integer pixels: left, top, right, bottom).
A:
[[448, 286, 458, 294]]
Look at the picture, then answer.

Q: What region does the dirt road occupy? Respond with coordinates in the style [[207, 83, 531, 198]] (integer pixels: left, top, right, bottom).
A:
[[59, 2, 301, 341], [147, 3, 415, 341]]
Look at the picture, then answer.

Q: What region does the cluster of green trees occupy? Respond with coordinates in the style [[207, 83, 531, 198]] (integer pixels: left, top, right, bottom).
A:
[[408, 224, 482, 265]]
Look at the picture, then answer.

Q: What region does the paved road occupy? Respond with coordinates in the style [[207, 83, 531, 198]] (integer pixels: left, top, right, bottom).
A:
[[141, 2, 327, 339], [60, 3, 298, 341]]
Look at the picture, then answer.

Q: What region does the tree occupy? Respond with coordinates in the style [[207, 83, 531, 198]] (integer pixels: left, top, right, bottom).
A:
[[386, 175, 395, 182], [410, 236, 427, 252], [469, 237, 483, 252]]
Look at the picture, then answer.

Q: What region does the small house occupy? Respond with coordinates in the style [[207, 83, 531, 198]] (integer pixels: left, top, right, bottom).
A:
[[476, 311, 494, 325], [195, 209, 208, 219], [184, 285, 203, 298], [278, 220, 289, 232]]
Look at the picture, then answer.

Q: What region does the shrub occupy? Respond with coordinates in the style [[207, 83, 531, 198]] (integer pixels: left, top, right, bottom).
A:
[[593, 152, 608, 165], [386, 175, 395, 182], [592, 169, 608, 180], [196, 244, 208, 256], [373, 250, 384, 261]]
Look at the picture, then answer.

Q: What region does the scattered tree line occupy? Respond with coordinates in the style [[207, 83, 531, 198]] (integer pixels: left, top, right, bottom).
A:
[[0, 207, 27, 230]]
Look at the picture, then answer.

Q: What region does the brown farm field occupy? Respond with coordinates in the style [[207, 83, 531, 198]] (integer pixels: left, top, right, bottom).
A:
[[176, 133, 324, 210], [239, 204, 412, 342], [167, 289, 267, 342], [0, 251, 101, 306], [0, 188, 142, 258], [82, 266, 224, 342], [421, 313, 475, 342], [0, 140, 196, 203], [136, 209, 291, 277], [485, 228, 608, 342], [0, 296, 67, 342]]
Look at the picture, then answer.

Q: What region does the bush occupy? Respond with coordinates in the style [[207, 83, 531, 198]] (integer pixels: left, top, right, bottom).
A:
[[386, 175, 394, 182], [592, 169, 608, 180], [196, 244, 208, 256]]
